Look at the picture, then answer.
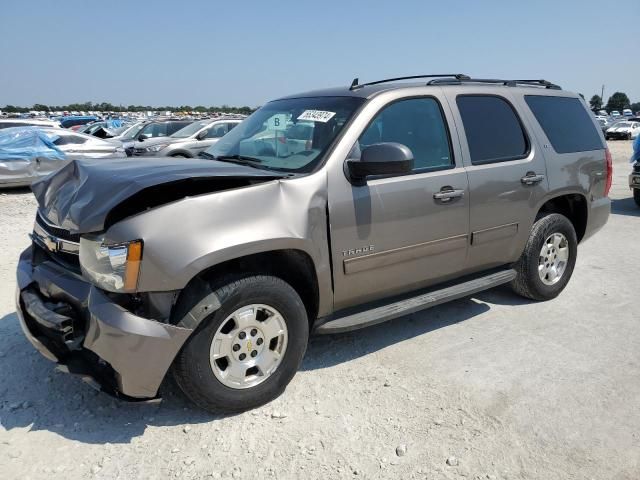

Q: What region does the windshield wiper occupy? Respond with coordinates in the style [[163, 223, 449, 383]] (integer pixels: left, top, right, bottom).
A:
[[215, 154, 263, 163], [198, 151, 215, 159]]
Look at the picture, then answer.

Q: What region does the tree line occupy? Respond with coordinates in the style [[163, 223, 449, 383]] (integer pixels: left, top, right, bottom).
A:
[[588, 92, 639, 113], [1, 101, 256, 115]]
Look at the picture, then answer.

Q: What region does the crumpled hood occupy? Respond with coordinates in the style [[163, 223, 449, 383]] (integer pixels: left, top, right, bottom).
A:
[[31, 157, 284, 233]]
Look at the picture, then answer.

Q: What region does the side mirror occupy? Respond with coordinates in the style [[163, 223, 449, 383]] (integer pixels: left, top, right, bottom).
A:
[[196, 130, 208, 141], [346, 142, 414, 185], [137, 134, 148, 142]]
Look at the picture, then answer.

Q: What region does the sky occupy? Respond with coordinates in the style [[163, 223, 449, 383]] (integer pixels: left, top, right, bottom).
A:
[[1, 0, 638, 108]]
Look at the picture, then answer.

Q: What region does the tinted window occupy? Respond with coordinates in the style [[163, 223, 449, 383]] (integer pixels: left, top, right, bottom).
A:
[[167, 121, 192, 135], [525, 96, 604, 153], [206, 123, 228, 138], [457, 95, 528, 164], [54, 135, 87, 145], [354, 97, 453, 171]]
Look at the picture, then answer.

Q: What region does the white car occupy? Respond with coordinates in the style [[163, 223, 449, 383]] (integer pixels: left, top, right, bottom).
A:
[[0, 118, 61, 130], [605, 121, 640, 140], [42, 128, 126, 159]]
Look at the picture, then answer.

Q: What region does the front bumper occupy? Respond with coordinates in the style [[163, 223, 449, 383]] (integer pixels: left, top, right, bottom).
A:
[[630, 172, 640, 190], [16, 246, 192, 399], [606, 131, 632, 140]]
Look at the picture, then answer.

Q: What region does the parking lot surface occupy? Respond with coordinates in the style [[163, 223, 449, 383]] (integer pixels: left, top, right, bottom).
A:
[[0, 141, 638, 479]]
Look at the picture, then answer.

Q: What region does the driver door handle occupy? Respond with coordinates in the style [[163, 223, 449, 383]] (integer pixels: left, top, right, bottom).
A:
[[433, 188, 465, 202], [521, 172, 545, 185]]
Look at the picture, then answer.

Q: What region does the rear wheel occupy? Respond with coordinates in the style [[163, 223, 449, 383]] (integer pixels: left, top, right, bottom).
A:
[[634, 188, 640, 207], [173, 275, 308, 413], [510, 213, 577, 301]]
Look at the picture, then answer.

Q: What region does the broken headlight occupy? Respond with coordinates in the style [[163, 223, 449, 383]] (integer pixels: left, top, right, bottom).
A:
[[79, 236, 143, 293]]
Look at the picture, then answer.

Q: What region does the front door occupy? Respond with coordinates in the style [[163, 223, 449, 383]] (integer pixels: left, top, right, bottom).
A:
[[327, 95, 470, 310]]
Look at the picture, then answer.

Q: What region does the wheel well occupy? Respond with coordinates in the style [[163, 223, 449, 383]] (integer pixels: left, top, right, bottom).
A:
[[538, 194, 588, 242], [171, 250, 320, 328]]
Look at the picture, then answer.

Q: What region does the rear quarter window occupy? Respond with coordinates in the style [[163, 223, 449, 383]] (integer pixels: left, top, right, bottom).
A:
[[525, 96, 604, 153], [456, 95, 529, 165]]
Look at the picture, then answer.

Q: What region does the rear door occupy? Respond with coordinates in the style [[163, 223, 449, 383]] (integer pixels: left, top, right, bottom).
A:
[[446, 90, 549, 270], [328, 93, 470, 310]]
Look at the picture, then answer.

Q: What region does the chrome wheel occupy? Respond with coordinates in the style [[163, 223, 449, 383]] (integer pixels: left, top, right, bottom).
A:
[[538, 232, 569, 286], [209, 304, 288, 389]]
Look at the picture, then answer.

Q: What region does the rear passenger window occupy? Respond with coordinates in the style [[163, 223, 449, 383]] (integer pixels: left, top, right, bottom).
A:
[[355, 97, 453, 172], [525, 96, 604, 153], [457, 95, 528, 164]]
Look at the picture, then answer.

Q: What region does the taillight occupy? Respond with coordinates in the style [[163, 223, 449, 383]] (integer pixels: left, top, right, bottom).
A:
[[604, 148, 613, 197]]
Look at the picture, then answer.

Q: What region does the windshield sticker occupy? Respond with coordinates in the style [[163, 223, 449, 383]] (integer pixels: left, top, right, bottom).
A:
[[297, 110, 336, 123]]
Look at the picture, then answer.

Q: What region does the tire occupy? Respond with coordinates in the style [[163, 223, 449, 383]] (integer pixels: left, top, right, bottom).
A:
[[173, 275, 308, 413], [634, 188, 640, 207], [510, 213, 578, 301], [170, 153, 189, 158]]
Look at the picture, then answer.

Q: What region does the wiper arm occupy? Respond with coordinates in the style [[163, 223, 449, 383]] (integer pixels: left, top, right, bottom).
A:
[[215, 154, 263, 163], [198, 151, 215, 159]]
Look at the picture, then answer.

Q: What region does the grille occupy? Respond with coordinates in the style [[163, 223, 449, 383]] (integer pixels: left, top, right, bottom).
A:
[[132, 148, 146, 156], [36, 213, 81, 243]]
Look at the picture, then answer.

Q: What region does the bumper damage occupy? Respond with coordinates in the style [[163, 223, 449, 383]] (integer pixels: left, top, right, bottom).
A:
[[16, 246, 193, 400]]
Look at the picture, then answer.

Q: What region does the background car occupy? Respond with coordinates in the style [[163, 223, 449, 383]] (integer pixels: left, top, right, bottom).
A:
[[59, 115, 99, 129], [0, 118, 61, 129], [40, 128, 126, 158], [0, 127, 125, 188], [605, 121, 640, 140], [119, 119, 194, 156], [132, 118, 242, 157]]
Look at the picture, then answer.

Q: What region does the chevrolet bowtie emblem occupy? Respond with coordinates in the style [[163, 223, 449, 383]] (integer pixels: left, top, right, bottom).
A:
[[41, 235, 59, 252]]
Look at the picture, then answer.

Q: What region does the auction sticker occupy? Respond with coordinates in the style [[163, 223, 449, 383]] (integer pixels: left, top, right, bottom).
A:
[[297, 110, 336, 123]]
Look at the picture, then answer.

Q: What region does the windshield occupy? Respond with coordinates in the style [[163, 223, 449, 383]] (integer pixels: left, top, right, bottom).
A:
[[204, 96, 365, 173], [615, 122, 631, 128], [171, 120, 211, 138], [120, 122, 146, 140]]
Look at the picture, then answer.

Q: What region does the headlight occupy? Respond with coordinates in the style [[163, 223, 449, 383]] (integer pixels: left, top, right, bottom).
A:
[[146, 143, 168, 152], [79, 236, 143, 292]]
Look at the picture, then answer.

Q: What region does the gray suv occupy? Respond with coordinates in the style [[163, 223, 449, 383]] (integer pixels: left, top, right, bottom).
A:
[[132, 117, 243, 157], [16, 74, 611, 412]]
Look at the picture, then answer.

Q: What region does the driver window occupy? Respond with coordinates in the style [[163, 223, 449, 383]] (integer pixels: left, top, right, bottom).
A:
[[354, 97, 453, 172]]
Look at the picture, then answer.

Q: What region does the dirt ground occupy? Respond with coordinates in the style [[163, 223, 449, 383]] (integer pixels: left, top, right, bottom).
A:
[[0, 141, 638, 480]]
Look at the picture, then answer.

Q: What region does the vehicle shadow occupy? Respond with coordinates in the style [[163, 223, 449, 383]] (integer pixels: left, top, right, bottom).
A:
[[0, 288, 523, 444], [0, 311, 234, 444], [303, 296, 494, 371], [611, 197, 640, 217], [0, 186, 32, 195]]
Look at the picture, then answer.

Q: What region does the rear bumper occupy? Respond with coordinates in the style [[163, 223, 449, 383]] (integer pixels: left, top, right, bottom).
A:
[[582, 197, 611, 242], [630, 173, 640, 189], [16, 246, 192, 399]]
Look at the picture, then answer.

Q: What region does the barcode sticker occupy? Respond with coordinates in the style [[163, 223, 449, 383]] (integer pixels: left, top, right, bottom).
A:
[[297, 110, 336, 123]]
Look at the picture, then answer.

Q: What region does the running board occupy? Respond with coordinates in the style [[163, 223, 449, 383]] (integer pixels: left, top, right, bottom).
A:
[[315, 268, 516, 334]]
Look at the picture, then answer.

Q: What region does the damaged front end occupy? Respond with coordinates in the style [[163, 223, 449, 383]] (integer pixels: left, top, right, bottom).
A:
[[16, 243, 192, 400]]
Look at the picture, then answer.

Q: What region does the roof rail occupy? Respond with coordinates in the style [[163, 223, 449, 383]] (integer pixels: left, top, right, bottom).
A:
[[349, 74, 470, 90], [427, 77, 562, 90]]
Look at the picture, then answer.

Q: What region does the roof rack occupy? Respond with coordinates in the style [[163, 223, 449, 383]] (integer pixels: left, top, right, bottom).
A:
[[349, 74, 470, 90], [427, 77, 562, 90]]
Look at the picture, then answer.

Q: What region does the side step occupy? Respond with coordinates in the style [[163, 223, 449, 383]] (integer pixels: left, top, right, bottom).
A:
[[315, 268, 516, 334]]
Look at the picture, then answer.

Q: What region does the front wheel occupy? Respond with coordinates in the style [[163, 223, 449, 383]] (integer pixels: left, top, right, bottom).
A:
[[634, 188, 640, 207], [173, 275, 309, 413], [510, 213, 578, 301]]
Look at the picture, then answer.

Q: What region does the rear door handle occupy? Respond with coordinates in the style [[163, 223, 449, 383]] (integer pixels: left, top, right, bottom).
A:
[[433, 188, 465, 202], [521, 172, 545, 185]]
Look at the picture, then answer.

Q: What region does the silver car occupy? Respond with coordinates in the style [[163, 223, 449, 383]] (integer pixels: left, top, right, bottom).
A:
[[0, 128, 125, 188], [132, 117, 243, 157]]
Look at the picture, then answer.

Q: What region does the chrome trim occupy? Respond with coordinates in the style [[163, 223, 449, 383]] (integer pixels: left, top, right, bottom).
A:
[[343, 234, 468, 275], [32, 222, 80, 254], [471, 222, 519, 246]]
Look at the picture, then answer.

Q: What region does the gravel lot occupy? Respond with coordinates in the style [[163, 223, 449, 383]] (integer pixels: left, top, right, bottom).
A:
[[0, 141, 638, 480]]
